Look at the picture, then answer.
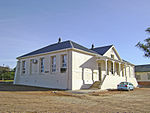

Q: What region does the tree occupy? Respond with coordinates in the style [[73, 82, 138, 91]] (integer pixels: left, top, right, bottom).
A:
[[0, 66, 15, 80], [136, 28, 150, 57]]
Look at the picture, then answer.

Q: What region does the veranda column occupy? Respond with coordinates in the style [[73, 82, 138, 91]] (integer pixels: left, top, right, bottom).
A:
[[105, 59, 108, 75]]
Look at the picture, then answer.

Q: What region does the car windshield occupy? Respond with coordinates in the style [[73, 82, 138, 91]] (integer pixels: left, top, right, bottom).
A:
[[120, 82, 128, 85]]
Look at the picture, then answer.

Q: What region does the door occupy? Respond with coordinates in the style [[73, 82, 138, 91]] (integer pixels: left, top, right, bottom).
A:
[[98, 63, 101, 81]]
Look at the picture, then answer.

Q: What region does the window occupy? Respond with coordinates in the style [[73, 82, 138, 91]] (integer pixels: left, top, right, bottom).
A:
[[40, 58, 44, 73], [30, 59, 33, 74], [136, 75, 141, 80], [111, 54, 114, 59], [61, 55, 67, 73], [147, 73, 150, 80], [51, 56, 56, 72], [22, 61, 26, 74], [62, 55, 67, 68]]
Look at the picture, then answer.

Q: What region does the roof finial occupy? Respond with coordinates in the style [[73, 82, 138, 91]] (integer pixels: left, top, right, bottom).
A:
[[58, 37, 61, 43], [91, 44, 94, 49]]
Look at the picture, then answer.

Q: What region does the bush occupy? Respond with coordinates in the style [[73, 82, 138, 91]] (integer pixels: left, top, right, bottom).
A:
[[0, 71, 15, 80]]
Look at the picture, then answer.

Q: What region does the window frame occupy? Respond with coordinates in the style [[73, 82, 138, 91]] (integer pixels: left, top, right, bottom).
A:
[[61, 54, 67, 68], [136, 75, 141, 80], [60, 54, 67, 73], [111, 54, 114, 59], [51, 56, 56, 73], [22, 60, 26, 74], [147, 73, 150, 80], [40, 58, 45, 73]]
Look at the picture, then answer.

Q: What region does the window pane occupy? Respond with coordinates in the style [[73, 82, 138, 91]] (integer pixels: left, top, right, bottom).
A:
[[40, 58, 44, 72], [52, 56, 56, 72], [136, 75, 141, 80], [147, 73, 150, 80], [22, 61, 26, 74], [62, 55, 67, 68]]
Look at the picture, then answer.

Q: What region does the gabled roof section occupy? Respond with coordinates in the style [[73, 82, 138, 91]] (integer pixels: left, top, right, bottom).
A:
[[18, 40, 97, 58], [91, 45, 113, 55], [135, 64, 150, 72], [71, 41, 97, 54]]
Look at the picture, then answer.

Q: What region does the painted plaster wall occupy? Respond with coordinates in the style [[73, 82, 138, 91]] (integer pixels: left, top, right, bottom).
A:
[[72, 50, 99, 90], [104, 47, 120, 60], [101, 66, 138, 89], [14, 50, 72, 89]]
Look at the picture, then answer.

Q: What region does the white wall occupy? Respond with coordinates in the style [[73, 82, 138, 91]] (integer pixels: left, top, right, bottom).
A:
[[14, 50, 72, 90], [72, 50, 99, 90], [101, 65, 138, 90], [104, 47, 120, 60]]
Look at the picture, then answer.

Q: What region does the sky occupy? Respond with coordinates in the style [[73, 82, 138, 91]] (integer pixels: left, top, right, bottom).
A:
[[0, 0, 150, 68]]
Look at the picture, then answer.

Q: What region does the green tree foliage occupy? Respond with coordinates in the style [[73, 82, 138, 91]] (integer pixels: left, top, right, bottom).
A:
[[136, 28, 150, 57], [0, 66, 15, 80]]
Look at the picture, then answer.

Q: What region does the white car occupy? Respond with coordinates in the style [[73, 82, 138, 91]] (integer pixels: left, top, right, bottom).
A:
[[117, 82, 134, 91]]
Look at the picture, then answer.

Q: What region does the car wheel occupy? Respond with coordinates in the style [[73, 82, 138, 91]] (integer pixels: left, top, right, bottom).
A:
[[128, 88, 130, 91]]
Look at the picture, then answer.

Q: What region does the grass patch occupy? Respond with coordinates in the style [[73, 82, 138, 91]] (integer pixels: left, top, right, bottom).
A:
[[0, 80, 14, 82]]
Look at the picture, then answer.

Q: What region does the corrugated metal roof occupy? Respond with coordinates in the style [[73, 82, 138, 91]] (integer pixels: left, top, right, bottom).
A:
[[135, 64, 150, 72]]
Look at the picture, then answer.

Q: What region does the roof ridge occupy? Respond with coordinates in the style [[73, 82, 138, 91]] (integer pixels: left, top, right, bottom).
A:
[[69, 40, 98, 54], [69, 40, 74, 48], [136, 64, 150, 66], [93, 44, 113, 49]]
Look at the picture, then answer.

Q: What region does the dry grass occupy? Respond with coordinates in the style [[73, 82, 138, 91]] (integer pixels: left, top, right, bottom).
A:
[[0, 84, 150, 112]]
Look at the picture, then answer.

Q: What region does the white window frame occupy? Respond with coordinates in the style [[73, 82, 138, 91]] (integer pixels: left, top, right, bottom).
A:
[[22, 60, 26, 74], [30, 59, 33, 74], [51, 56, 56, 73], [136, 74, 141, 80], [40, 58, 44, 73], [147, 73, 150, 80], [61, 54, 67, 68], [60, 54, 67, 73]]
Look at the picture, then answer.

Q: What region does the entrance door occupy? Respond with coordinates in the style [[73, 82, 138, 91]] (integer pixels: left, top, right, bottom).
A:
[[98, 63, 101, 81]]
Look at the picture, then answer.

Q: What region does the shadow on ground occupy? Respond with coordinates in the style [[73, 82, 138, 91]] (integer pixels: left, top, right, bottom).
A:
[[0, 82, 63, 91]]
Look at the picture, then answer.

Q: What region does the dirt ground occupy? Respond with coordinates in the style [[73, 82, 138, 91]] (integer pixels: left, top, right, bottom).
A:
[[0, 83, 150, 113]]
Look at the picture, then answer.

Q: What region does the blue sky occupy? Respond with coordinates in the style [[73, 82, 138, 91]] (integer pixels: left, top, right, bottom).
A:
[[0, 0, 150, 68]]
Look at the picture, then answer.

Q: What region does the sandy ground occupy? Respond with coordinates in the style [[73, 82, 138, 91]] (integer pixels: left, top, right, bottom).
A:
[[0, 84, 150, 113]]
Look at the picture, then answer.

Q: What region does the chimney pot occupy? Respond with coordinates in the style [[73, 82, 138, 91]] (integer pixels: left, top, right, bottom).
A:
[[91, 44, 94, 49], [58, 37, 61, 43]]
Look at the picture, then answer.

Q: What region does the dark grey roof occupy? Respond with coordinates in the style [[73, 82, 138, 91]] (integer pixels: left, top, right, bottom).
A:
[[71, 41, 97, 54], [18, 40, 97, 58], [135, 64, 150, 72], [91, 45, 113, 55]]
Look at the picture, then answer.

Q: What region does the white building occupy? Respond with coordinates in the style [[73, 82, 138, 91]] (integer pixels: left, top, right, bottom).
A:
[[14, 40, 138, 90]]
